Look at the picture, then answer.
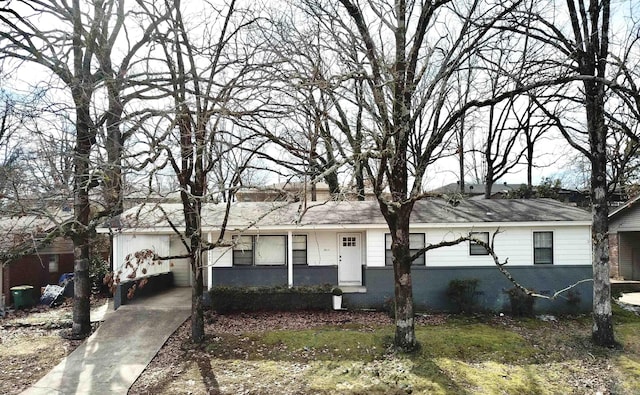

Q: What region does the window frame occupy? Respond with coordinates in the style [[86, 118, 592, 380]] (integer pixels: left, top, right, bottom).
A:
[[385, 233, 426, 266], [469, 231, 490, 256], [533, 231, 554, 265], [292, 234, 307, 265], [232, 235, 254, 266]]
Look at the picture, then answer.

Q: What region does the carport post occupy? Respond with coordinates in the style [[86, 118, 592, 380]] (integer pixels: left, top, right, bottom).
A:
[[287, 231, 293, 287], [207, 232, 213, 290]]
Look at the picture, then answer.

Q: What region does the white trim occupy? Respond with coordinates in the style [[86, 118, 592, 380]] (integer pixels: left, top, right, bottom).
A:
[[287, 231, 293, 287], [207, 232, 213, 290], [532, 229, 554, 265]]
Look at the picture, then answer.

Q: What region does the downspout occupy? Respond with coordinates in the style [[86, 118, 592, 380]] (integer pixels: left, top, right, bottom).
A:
[[207, 232, 213, 290]]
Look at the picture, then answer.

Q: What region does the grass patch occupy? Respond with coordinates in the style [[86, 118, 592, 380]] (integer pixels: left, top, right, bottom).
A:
[[206, 322, 538, 364], [613, 303, 640, 324], [434, 359, 591, 395], [306, 359, 459, 394], [415, 324, 535, 363], [614, 355, 640, 394], [194, 312, 640, 394], [207, 327, 392, 362]]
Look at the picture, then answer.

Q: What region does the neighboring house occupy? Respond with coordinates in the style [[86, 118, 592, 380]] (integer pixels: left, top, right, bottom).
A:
[[105, 198, 593, 313], [236, 181, 377, 202], [609, 194, 640, 280], [429, 181, 587, 204], [0, 212, 74, 306], [427, 182, 523, 198]]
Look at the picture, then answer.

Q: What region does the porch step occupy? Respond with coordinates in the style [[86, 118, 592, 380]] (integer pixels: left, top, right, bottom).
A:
[[339, 286, 367, 293], [612, 280, 640, 295]]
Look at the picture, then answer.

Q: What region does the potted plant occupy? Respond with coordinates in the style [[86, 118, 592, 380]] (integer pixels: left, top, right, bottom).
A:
[[332, 287, 343, 310]]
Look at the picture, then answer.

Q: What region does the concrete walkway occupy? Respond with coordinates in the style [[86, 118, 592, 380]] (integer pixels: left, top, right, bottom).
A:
[[22, 287, 191, 395]]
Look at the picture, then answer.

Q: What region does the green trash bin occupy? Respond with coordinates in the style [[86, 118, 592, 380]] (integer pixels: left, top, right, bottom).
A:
[[11, 285, 34, 309]]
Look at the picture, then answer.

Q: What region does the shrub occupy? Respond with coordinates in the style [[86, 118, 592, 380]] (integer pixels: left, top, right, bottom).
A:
[[446, 279, 480, 313], [209, 285, 333, 313], [331, 287, 343, 296], [565, 289, 581, 312], [507, 287, 535, 317], [89, 256, 110, 295]]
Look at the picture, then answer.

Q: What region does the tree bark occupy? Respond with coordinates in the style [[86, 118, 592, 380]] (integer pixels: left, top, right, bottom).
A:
[[191, 239, 205, 343], [391, 234, 415, 351], [383, 203, 416, 351], [71, 93, 93, 338], [586, 84, 616, 346]]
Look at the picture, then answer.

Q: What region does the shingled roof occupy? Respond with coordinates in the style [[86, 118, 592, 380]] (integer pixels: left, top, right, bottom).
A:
[[109, 198, 590, 231]]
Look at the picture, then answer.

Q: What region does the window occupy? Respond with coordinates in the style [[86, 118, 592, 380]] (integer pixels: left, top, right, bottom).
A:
[[232, 235, 287, 266], [385, 233, 426, 266], [292, 235, 307, 265], [48, 255, 59, 273], [469, 232, 489, 255], [232, 235, 253, 265], [533, 231, 553, 264]]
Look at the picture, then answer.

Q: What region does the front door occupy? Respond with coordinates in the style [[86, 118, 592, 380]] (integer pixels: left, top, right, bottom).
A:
[[338, 233, 362, 286]]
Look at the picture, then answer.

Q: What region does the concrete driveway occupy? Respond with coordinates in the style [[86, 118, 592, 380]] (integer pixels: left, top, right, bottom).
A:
[[619, 292, 640, 306], [22, 287, 191, 395]]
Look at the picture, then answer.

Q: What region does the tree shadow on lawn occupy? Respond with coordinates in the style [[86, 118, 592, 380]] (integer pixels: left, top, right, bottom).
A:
[[195, 353, 221, 395]]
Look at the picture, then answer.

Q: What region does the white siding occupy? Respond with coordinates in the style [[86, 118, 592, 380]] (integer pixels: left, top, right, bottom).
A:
[[305, 230, 338, 266], [553, 226, 592, 265], [362, 225, 591, 268], [367, 229, 386, 267], [208, 230, 339, 268], [423, 228, 524, 266], [114, 234, 170, 281]]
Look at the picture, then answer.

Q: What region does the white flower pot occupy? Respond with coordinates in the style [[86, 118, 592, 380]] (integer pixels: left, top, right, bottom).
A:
[[332, 295, 342, 310]]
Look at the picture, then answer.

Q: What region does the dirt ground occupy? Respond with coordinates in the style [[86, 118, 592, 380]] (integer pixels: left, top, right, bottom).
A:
[[1, 301, 638, 394], [0, 298, 104, 395]]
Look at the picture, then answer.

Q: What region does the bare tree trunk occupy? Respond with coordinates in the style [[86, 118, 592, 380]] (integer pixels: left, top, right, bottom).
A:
[[587, 88, 615, 346], [191, 240, 205, 343], [391, 229, 415, 351], [383, 202, 416, 351], [71, 97, 93, 338]]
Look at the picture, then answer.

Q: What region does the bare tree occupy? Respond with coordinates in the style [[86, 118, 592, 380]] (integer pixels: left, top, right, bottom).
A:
[[293, 0, 524, 351], [0, 0, 166, 338], [139, 0, 265, 342], [507, 0, 640, 346]]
